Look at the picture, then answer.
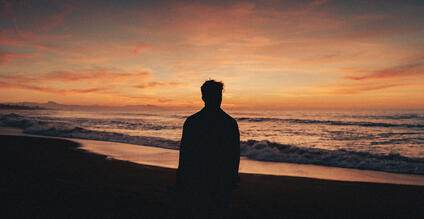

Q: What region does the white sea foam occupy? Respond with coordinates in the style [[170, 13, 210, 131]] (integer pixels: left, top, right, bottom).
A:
[[240, 140, 424, 174], [1, 112, 424, 175], [236, 117, 424, 128]]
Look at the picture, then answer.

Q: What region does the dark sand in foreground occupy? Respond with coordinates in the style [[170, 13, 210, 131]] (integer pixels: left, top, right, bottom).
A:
[[1, 135, 423, 218]]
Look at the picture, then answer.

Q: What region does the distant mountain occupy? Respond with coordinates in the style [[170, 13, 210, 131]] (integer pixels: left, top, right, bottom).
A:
[[0, 104, 46, 110], [1, 101, 164, 111]]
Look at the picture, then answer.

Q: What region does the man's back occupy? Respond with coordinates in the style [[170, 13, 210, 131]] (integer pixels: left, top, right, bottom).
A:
[[176, 107, 240, 218], [177, 107, 240, 191], [175, 79, 240, 218]]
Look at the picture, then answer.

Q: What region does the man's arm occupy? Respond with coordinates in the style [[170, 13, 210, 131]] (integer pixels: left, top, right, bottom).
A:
[[176, 119, 190, 187], [233, 120, 240, 175], [232, 119, 240, 189]]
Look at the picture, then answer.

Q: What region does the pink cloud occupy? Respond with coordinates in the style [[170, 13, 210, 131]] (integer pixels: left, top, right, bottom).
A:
[[39, 5, 73, 32], [134, 43, 149, 55], [322, 83, 407, 95], [0, 68, 151, 86], [345, 63, 424, 81], [0, 1, 73, 50], [0, 67, 186, 96], [0, 80, 112, 95], [134, 81, 184, 89], [43, 68, 151, 83], [0, 49, 34, 64], [0, 28, 71, 48]]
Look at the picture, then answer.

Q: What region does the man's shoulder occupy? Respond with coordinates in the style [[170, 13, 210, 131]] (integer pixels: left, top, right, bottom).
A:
[[184, 108, 237, 125], [184, 110, 203, 124], [220, 110, 236, 122]]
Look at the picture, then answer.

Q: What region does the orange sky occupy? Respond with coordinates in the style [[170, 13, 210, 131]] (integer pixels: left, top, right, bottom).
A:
[[1, 0, 423, 109]]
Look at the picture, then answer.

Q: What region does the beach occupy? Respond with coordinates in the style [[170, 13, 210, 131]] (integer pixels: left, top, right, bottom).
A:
[[1, 134, 423, 218], [2, 110, 424, 176], [2, 0, 424, 218]]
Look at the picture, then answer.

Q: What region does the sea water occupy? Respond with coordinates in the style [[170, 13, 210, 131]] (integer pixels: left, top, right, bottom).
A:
[[1, 109, 423, 174]]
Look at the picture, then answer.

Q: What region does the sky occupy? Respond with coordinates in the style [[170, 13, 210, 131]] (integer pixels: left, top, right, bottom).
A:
[[0, 0, 423, 109]]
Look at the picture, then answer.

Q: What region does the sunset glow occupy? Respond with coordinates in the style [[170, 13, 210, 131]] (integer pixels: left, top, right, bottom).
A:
[[1, 0, 423, 109]]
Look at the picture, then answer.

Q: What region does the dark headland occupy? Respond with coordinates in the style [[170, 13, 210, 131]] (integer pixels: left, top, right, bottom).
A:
[[0, 104, 46, 110], [1, 135, 423, 218]]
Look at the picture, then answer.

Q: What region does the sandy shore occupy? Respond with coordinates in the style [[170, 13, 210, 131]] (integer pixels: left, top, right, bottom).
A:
[[77, 137, 424, 186], [3, 127, 424, 186], [1, 135, 423, 218]]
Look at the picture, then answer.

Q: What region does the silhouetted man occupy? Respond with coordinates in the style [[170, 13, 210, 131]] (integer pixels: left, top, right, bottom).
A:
[[176, 80, 240, 218]]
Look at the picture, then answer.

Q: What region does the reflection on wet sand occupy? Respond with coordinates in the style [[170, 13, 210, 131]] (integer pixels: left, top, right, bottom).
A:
[[78, 138, 424, 186]]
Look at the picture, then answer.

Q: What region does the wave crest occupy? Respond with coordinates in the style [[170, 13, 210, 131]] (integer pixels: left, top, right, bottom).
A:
[[2, 113, 424, 175], [236, 117, 424, 128], [241, 140, 424, 174]]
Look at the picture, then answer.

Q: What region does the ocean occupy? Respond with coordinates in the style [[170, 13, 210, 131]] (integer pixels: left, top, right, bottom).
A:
[[1, 109, 424, 175]]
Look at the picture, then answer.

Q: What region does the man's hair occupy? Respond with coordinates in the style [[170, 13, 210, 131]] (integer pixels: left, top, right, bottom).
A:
[[201, 80, 224, 101]]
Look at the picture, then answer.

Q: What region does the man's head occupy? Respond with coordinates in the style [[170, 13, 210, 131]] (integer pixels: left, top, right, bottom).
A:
[[201, 80, 223, 108]]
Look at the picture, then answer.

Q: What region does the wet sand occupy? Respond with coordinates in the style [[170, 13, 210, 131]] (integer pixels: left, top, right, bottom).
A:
[[1, 135, 423, 218], [77, 137, 424, 186], [3, 127, 424, 186]]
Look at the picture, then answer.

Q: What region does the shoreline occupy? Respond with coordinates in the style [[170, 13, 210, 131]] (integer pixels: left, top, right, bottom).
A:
[[1, 134, 423, 218], [1, 127, 424, 186], [79, 137, 424, 186]]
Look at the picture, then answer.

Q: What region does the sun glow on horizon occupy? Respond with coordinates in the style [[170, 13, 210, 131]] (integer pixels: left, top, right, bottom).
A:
[[1, 0, 423, 109]]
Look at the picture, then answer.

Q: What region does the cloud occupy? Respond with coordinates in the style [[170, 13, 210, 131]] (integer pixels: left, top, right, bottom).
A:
[[0, 67, 186, 97], [0, 49, 34, 64], [37, 5, 73, 32], [0, 81, 112, 95], [324, 83, 406, 95], [0, 28, 72, 48], [0, 1, 73, 50], [66, 87, 111, 94], [0, 67, 152, 96], [43, 68, 151, 83], [125, 0, 417, 77], [330, 61, 424, 95], [345, 63, 424, 81], [116, 94, 175, 103], [134, 81, 184, 89], [300, 52, 361, 64], [1, 67, 151, 84], [134, 43, 149, 55], [1, 0, 423, 108]]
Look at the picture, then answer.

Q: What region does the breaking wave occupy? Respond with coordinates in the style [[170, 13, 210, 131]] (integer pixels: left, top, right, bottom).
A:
[[0, 113, 179, 149], [236, 117, 424, 128], [350, 114, 424, 121], [240, 140, 424, 175], [1, 113, 424, 175]]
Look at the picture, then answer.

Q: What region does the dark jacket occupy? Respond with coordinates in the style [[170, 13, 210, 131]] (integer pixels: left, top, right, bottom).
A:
[[176, 107, 240, 193]]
